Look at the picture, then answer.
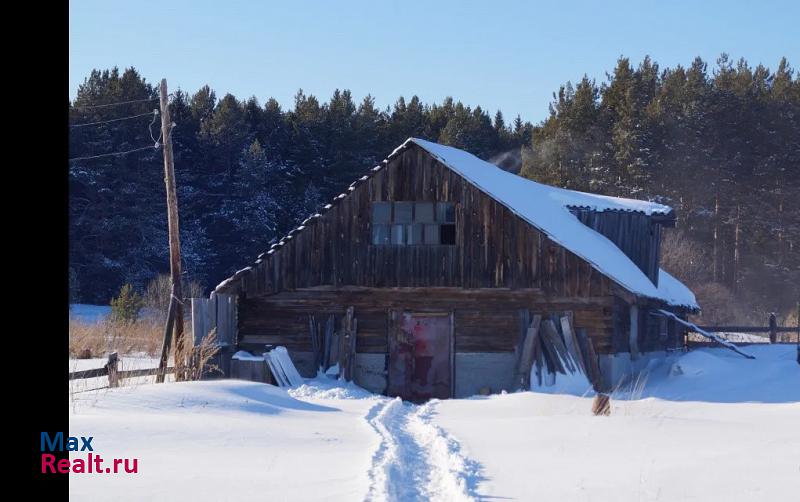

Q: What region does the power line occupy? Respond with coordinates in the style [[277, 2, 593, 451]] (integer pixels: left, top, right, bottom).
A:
[[70, 110, 158, 129], [71, 97, 159, 110], [149, 109, 163, 146], [68, 144, 160, 163]]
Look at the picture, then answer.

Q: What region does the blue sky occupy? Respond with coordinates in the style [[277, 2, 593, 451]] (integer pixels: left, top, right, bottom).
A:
[[69, 0, 798, 123]]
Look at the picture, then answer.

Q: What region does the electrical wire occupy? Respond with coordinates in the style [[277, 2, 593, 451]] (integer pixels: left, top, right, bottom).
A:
[[71, 97, 159, 110], [70, 110, 157, 129], [148, 109, 163, 146], [68, 144, 160, 163]]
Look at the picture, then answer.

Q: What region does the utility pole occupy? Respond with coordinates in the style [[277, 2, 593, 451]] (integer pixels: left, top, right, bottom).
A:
[[156, 78, 185, 382]]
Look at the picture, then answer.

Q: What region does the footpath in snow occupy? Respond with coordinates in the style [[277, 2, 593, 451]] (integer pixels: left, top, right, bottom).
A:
[[364, 397, 480, 502], [69, 345, 799, 501]]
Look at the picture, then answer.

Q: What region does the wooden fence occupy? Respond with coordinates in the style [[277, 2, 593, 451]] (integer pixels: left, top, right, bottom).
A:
[[70, 293, 237, 386], [690, 313, 800, 346], [190, 292, 236, 346], [68, 352, 175, 388], [189, 292, 236, 376]]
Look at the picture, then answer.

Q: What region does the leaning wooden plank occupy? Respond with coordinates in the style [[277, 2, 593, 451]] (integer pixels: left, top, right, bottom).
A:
[[269, 350, 292, 387], [264, 352, 289, 387], [549, 315, 576, 374], [514, 309, 531, 378], [272, 346, 305, 387], [348, 317, 358, 382], [654, 309, 755, 360], [340, 306, 355, 381], [316, 320, 324, 371], [515, 315, 542, 390], [532, 333, 544, 386], [555, 317, 579, 374], [329, 331, 341, 371], [629, 305, 640, 360], [323, 315, 334, 370], [583, 332, 604, 392], [560, 314, 586, 375], [541, 319, 574, 374], [309, 315, 321, 371], [574, 328, 597, 387], [537, 321, 563, 375]]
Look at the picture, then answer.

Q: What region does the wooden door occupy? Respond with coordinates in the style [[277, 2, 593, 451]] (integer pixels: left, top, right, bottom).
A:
[[388, 311, 453, 402]]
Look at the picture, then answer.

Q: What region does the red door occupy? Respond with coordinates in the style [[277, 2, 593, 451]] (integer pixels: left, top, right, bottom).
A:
[[388, 311, 452, 402]]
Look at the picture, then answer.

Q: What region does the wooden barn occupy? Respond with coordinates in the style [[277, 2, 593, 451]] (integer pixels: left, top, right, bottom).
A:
[[213, 138, 699, 399]]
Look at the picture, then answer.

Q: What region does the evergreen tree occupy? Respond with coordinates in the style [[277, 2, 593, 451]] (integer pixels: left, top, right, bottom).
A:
[[69, 60, 799, 322]]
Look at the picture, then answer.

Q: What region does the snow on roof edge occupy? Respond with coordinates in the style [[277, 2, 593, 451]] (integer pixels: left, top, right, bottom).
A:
[[216, 137, 698, 310], [409, 138, 672, 215], [409, 138, 697, 310]]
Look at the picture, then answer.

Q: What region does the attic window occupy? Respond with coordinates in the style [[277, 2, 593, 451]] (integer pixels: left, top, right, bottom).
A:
[[372, 201, 455, 245]]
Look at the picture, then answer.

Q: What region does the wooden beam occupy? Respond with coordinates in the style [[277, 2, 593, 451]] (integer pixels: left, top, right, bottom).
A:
[[515, 315, 542, 390]]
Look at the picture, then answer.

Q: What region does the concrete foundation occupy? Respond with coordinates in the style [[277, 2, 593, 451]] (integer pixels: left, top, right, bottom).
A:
[[454, 352, 516, 398], [353, 353, 388, 394], [598, 351, 679, 391], [235, 347, 678, 400], [235, 348, 523, 399]]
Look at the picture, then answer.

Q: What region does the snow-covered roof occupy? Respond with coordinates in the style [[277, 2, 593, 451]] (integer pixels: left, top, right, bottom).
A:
[[216, 137, 697, 310], [408, 138, 697, 309]]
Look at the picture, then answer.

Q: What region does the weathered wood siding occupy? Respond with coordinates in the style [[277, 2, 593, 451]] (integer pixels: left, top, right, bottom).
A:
[[570, 209, 664, 285], [237, 288, 616, 354], [224, 143, 660, 357], [226, 143, 615, 298]]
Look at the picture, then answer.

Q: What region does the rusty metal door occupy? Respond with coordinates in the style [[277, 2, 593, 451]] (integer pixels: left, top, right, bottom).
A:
[[388, 311, 452, 402]]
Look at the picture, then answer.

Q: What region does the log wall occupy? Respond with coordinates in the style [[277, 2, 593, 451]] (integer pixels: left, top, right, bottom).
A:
[[237, 287, 616, 354]]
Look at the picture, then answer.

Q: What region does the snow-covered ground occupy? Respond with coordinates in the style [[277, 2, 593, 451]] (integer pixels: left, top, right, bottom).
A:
[[69, 345, 800, 501]]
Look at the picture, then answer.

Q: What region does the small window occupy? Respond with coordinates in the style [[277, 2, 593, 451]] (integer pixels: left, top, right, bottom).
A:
[[437, 202, 455, 223], [371, 201, 455, 246], [391, 224, 405, 245], [394, 202, 413, 223], [440, 224, 456, 245], [372, 224, 390, 245], [423, 224, 440, 244], [407, 223, 423, 245], [415, 202, 435, 223]]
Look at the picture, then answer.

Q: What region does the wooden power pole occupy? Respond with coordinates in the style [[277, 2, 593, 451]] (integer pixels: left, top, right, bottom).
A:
[[156, 78, 185, 382]]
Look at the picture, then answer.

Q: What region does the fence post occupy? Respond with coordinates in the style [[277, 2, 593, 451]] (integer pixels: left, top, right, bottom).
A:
[[106, 352, 119, 388], [768, 313, 777, 343]]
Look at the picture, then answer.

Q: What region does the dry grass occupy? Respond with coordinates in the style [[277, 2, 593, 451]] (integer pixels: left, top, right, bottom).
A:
[[70, 310, 223, 382], [177, 328, 222, 381], [69, 317, 163, 359]]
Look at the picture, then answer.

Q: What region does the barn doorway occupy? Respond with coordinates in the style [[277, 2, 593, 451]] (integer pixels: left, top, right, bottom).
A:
[[387, 311, 453, 402]]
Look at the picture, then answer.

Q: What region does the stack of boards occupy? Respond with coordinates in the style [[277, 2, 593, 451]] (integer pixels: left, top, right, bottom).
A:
[[515, 312, 603, 392], [264, 346, 305, 387], [308, 307, 358, 381]]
